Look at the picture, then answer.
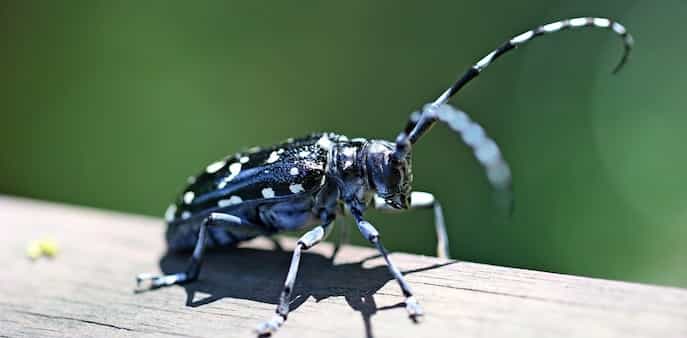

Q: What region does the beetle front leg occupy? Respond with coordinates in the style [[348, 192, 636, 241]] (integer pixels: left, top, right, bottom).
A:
[[374, 191, 450, 259], [256, 222, 331, 336], [351, 210, 423, 320], [136, 213, 242, 290]]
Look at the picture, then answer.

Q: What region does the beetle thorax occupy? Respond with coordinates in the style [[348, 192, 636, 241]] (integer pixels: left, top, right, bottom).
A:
[[362, 140, 413, 209], [329, 139, 412, 209]]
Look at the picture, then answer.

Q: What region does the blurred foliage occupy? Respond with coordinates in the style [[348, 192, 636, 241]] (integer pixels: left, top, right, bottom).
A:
[[1, 1, 685, 287]]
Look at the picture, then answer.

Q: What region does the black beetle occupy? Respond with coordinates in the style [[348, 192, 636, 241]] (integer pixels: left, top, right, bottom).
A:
[[137, 17, 633, 336]]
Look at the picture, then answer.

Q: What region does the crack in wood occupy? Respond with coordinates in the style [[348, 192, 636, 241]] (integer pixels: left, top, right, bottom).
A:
[[13, 310, 135, 332]]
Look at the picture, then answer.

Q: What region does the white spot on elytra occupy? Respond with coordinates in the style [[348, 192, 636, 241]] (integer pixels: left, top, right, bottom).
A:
[[183, 191, 195, 204], [239, 156, 249, 164], [218, 162, 242, 188], [317, 134, 334, 151], [164, 204, 177, 222], [290, 167, 299, 176], [298, 150, 311, 158], [277, 148, 285, 154], [289, 183, 304, 193], [206, 160, 226, 174], [343, 160, 353, 169], [266, 151, 280, 164], [229, 162, 241, 176], [261, 187, 275, 198], [218, 195, 243, 207], [181, 211, 191, 220]]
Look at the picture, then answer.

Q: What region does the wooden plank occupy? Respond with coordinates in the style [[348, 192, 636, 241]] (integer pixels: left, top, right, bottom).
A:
[[1, 195, 686, 338]]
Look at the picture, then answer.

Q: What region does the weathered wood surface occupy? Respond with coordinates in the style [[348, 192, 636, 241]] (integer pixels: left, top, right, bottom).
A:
[[1, 195, 686, 338]]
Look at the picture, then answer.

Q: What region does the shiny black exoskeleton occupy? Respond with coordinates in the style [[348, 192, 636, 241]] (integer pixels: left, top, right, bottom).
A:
[[164, 132, 414, 252], [136, 17, 633, 337]]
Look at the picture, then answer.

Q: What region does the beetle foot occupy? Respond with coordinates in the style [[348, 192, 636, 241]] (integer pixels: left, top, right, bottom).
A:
[[255, 314, 284, 337], [135, 272, 187, 291], [405, 296, 424, 322]]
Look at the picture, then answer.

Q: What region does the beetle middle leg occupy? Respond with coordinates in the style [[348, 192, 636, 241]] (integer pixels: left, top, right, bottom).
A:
[[136, 212, 242, 289], [330, 216, 349, 260], [374, 191, 449, 259], [256, 222, 331, 336], [350, 209, 423, 320]]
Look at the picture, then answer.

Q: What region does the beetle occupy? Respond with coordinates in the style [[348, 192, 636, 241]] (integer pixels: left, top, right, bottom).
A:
[[136, 17, 633, 336]]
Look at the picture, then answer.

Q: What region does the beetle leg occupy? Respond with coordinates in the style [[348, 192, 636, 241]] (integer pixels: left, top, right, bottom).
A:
[[330, 217, 348, 260], [136, 213, 242, 290], [256, 222, 331, 336], [374, 192, 450, 259], [351, 210, 423, 320]]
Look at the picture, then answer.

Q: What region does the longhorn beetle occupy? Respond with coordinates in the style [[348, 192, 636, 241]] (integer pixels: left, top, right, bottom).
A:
[[136, 17, 633, 336]]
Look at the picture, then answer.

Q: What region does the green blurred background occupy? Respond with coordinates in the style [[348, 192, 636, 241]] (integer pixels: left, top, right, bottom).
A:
[[1, 1, 685, 287]]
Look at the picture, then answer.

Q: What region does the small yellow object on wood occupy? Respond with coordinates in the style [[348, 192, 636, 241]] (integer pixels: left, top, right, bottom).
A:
[[26, 241, 42, 260], [39, 238, 59, 257], [26, 238, 59, 260]]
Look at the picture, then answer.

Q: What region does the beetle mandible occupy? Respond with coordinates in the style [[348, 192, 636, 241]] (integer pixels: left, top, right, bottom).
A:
[[136, 17, 633, 336]]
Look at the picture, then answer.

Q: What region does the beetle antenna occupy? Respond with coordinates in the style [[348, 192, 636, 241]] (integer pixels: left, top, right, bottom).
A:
[[393, 17, 632, 203], [397, 17, 634, 150], [394, 16, 633, 160], [430, 17, 632, 110]]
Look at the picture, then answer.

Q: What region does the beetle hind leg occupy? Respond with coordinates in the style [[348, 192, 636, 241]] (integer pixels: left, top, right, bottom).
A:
[[135, 213, 242, 290], [374, 191, 450, 259]]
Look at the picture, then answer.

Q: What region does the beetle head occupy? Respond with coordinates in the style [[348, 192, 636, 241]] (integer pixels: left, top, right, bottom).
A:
[[365, 140, 413, 209]]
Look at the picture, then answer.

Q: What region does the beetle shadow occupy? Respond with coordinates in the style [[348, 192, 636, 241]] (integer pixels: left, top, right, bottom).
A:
[[155, 244, 454, 338]]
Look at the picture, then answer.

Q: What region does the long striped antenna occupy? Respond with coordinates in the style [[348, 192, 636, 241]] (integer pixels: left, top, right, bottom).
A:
[[427, 17, 633, 111], [393, 17, 633, 191]]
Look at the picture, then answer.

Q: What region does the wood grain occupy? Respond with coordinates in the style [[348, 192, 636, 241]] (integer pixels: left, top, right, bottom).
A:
[[1, 195, 685, 338]]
